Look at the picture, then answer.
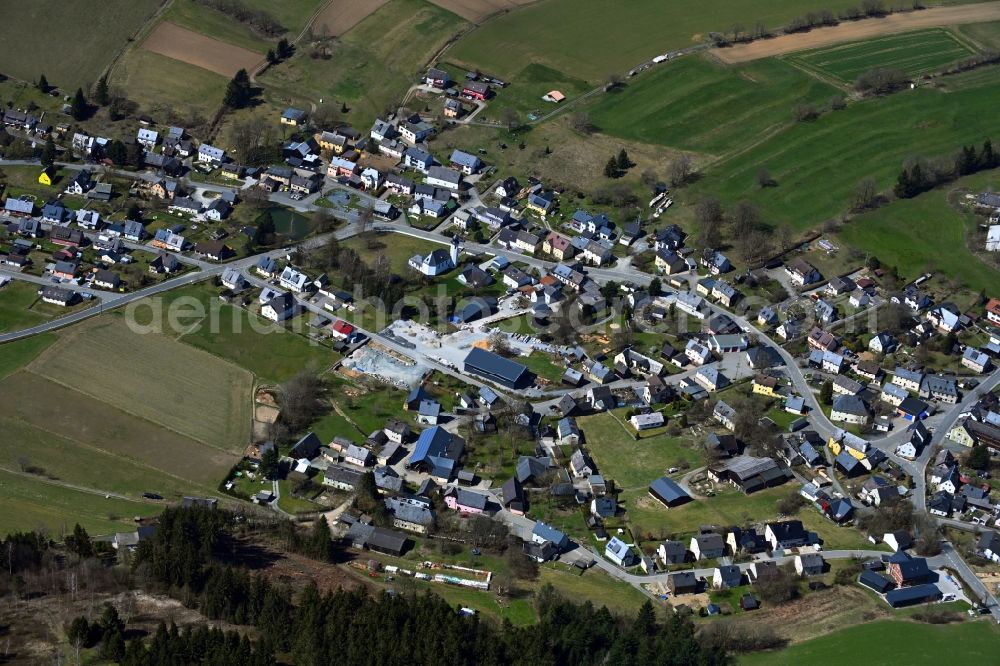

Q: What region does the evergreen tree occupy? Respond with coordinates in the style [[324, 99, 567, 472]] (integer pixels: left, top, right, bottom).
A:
[[105, 139, 127, 165], [909, 163, 925, 194], [616, 148, 631, 170], [98, 605, 126, 662], [37, 74, 49, 92], [307, 519, 331, 561], [70, 87, 88, 120], [266, 48, 278, 65], [127, 139, 145, 169], [981, 138, 997, 170], [94, 74, 110, 106], [604, 157, 618, 179], [260, 446, 279, 479], [277, 38, 293, 60], [254, 211, 275, 246], [893, 167, 912, 199], [224, 69, 253, 109], [40, 136, 56, 168], [66, 616, 94, 648], [820, 380, 833, 405], [127, 203, 142, 222], [969, 444, 990, 470], [65, 523, 93, 558]]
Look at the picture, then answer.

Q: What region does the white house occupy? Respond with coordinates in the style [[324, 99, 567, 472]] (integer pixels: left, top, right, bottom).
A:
[[409, 240, 458, 277], [630, 412, 664, 431], [986, 224, 1000, 251], [261, 292, 296, 322], [197, 143, 225, 164], [279, 266, 310, 293]]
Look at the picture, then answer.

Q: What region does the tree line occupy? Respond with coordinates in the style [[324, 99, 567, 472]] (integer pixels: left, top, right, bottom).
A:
[[128, 506, 727, 665], [194, 0, 285, 37], [894, 138, 998, 199]]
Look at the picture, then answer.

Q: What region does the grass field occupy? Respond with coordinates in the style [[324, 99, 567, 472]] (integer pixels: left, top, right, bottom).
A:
[[0, 334, 56, 380], [0, 0, 160, 89], [589, 55, 836, 155], [740, 619, 999, 665], [683, 60, 1000, 233], [162, 284, 335, 383], [957, 20, 1000, 50], [579, 412, 703, 490], [257, 0, 468, 126], [0, 416, 215, 500], [446, 0, 926, 83], [161, 0, 325, 53], [0, 468, 158, 537], [0, 281, 47, 333], [0, 371, 238, 488], [113, 48, 228, 120], [786, 29, 977, 84], [836, 169, 1000, 293], [29, 315, 252, 449]]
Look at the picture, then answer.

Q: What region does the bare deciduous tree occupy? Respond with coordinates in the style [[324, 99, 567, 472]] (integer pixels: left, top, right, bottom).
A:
[[668, 154, 693, 186]]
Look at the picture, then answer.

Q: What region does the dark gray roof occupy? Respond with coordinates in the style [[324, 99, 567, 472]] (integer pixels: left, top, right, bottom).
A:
[[648, 477, 691, 505]]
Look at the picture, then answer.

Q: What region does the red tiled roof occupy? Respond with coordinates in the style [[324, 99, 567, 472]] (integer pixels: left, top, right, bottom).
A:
[[332, 320, 355, 335]]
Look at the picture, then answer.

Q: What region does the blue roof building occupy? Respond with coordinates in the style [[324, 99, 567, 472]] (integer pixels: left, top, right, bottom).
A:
[[648, 477, 692, 508], [464, 348, 533, 389], [531, 521, 569, 551], [407, 427, 464, 481]]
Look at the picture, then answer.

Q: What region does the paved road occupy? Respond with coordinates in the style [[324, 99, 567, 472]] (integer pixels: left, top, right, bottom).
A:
[[5, 156, 999, 617]]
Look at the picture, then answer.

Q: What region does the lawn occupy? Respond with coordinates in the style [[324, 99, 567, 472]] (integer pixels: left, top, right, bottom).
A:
[[179, 297, 335, 383], [740, 619, 999, 665], [684, 61, 1000, 232], [538, 566, 652, 616], [836, 169, 1000, 293], [113, 48, 227, 120], [447, 0, 913, 83], [28, 315, 252, 449], [579, 412, 702, 490], [786, 28, 977, 84], [0, 281, 47, 333], [0, 371, 239, 488], [0, 0, 160, 89], [465, 62, 594, 125], [342, 232, 448, 275], [0, 334, 56, 380], [0, 468, 158, 537], [589, 55, 836, 155], [519, 351, 566, 383], [625, 485, 789, 546], [257, 0, 468, 126]]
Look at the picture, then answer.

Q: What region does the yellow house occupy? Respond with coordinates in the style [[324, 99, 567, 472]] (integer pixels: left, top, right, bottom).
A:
[[316, 131, 348, 154], [752, 375, 778, 397], [38, 168, 53, 186], [829, 435, 868, 460]]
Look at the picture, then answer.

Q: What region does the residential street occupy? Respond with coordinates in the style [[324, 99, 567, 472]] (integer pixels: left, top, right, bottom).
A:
[[2, 157, 999, 619]]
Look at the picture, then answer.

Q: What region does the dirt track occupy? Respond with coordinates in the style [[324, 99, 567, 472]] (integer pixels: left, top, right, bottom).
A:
[[428, 0, 538, 23], [141, 21, 261, 77], [314, 0, 389, 36], [714, 2, 1000, 63]]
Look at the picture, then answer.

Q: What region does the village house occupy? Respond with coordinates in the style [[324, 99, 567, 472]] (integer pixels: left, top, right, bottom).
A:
[[785, 257, 822, 287], [261, 292, 296, 322], [690, 533, 725, 561]]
